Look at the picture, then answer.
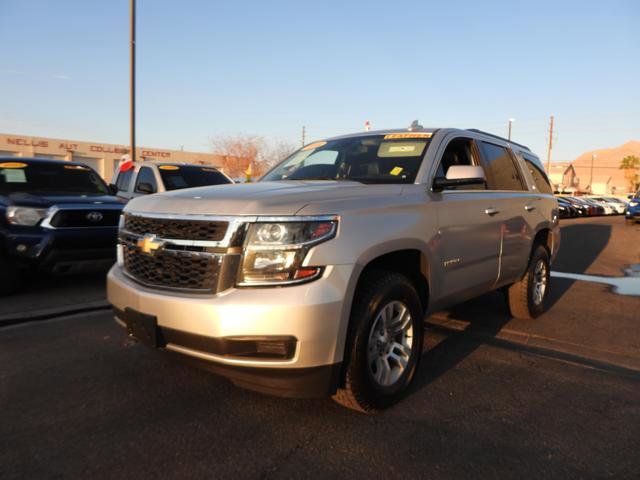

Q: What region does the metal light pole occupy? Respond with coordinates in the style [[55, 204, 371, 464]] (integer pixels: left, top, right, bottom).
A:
[[508, 118, 515, 141], [130, 0, 136, 162]]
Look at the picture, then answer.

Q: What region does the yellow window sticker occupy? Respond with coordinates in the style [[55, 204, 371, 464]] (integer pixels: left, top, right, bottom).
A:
[[302, 141, 327, 151], [0, 162, 27, 169], [159, 165, 180, 170], [384, 132, 432, 139], [390, 166, 404, 176]]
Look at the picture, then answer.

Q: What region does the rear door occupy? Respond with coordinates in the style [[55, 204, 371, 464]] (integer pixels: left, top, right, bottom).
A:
[[476, 141, 534, 285]]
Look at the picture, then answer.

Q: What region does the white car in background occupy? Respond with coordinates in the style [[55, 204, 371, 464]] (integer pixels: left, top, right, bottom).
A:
[[111, 162, 233, 200], [589, 197, 625, 215]]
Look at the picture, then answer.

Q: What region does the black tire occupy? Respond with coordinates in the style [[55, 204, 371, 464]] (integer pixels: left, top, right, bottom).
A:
[[333, 271, 424, 413], [0, 255, 24, 296], [507, 245, 551, 320]]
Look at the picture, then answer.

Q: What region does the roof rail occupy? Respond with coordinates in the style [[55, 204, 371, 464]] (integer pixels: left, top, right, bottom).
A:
[[466, 129, 531, 151]]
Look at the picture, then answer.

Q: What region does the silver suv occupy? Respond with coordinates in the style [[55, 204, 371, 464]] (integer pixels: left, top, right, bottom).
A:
[[107, 126, 560, 412]]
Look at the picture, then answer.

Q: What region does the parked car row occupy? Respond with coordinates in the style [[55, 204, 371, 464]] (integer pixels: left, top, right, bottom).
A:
[[0, 158, 232, 295], [556, 195, 628, 218]]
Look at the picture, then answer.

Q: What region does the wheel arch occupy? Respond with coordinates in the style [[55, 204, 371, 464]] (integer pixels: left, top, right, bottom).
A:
[[334, 245, 432, 387]]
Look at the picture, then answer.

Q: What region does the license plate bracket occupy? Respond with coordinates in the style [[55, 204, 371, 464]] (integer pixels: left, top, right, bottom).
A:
[[124, 308, 160, 348]]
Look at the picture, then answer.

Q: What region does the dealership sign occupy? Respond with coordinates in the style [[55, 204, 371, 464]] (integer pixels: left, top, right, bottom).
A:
[[4, 136, 171, 158]]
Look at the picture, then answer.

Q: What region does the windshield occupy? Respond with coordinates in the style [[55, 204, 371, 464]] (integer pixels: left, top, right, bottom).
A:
[[0, 161, 109, 196], [261, 133, 432, 184], [158, 165, 232, 191]]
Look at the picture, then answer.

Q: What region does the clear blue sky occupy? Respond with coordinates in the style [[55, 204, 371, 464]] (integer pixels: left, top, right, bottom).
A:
[[1, 0, 638, 161]]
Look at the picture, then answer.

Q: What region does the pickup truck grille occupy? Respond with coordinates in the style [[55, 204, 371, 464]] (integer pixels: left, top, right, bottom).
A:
[[50, 209, 121, 228], [123, 244, 223, 292], [124, 214, 228, 241]]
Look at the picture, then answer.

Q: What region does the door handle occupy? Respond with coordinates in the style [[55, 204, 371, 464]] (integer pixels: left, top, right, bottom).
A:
[[484, 208, 499, 216], [525, 205, 536, 212]]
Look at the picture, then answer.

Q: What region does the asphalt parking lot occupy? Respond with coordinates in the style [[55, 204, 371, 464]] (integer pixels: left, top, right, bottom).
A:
[[1, 216, 639, 479]]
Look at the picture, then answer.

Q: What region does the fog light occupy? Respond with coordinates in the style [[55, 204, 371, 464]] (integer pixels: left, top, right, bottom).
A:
[[256, 341, 290, 357], [16, 244, 27, 253]]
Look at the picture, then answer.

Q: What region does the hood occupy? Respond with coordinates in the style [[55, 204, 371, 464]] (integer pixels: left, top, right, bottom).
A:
[[2, 193, 125, 208], [125, 181, 404, 216]]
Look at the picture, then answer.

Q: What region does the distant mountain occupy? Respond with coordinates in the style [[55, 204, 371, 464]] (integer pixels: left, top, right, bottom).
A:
[[573, 140, 640, 168], [570, 140, 640, 194]]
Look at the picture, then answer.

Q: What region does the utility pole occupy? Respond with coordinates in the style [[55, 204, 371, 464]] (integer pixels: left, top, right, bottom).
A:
[[130, 0, 136, 162], [301, 126, 306, 147], [508, 118, 514, 141], [546, 115, 554, 173]]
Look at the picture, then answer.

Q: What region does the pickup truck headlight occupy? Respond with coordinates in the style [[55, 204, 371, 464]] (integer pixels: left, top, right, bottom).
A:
[[238, 218, 338, 286], [629, 201, 638, 207], [6, 206, 49, 226]]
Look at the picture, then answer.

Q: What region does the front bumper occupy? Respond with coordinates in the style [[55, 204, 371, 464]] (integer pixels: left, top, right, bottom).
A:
[[625, 209, 640, 222], [3, 226, 118, 272], [107, 263, 355, 397]]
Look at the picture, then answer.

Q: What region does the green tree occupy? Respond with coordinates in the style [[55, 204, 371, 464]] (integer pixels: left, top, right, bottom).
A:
[[619, 155, 640, 192]]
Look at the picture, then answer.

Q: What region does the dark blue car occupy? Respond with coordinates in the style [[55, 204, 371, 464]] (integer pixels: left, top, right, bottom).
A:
[[625, 191, 640, 225], [0, 158, 125, 294]]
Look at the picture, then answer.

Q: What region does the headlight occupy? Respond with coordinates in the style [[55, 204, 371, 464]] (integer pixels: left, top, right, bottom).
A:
[[630, 201, 638, 207], [238, 218, 338, 286], [6, 206, 49, 226]]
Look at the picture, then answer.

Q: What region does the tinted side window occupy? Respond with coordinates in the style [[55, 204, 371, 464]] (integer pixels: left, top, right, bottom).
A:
[[478, 142, 525, 191], [134, 167, 157, 193], [115, 169, 133, 192], [523, 155, 553, 194]]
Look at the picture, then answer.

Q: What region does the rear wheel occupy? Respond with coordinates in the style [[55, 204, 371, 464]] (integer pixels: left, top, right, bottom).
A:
[[506, 245, 551, 320], [333, 271, 424, 413]]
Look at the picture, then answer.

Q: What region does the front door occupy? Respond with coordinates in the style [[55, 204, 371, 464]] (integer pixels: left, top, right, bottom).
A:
[[431, 136, 503, 302]]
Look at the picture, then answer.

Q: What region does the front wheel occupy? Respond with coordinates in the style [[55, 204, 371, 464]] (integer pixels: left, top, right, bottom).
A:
[[506, 245, 551, 320], [333, 271, 424, 413]]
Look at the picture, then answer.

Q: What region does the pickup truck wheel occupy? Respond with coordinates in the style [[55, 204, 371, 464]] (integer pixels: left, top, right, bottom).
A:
[[507, 245, 550, 320], [0, 256, 24, 296], [333, 271, 424, 413]]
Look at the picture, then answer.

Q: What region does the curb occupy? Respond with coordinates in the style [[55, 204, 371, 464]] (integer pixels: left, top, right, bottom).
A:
[[0, 301, 111, 328], [426, 314, 640, 379]]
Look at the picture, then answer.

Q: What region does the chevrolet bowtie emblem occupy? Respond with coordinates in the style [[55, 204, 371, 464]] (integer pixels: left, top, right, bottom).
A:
[[137, 234, 164, 255]]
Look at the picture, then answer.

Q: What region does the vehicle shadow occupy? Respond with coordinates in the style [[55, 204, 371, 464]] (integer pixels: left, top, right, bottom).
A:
[[410, 222, 612, 392]]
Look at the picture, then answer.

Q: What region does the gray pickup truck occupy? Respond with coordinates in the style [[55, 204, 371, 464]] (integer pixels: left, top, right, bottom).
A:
[[107, 125, 560, 412]]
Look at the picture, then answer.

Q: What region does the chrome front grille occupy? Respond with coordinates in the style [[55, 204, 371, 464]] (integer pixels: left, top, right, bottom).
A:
[[120, 213, 242, 293], [122, 244, 223, 291], [124, 213, 228, 241]]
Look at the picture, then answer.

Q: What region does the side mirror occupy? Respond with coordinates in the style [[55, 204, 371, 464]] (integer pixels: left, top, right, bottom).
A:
[[136, 182, 155, 194], [108, 183, 119, 195], [628, 194, 634, 199], [432, 165, 486, 192]]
